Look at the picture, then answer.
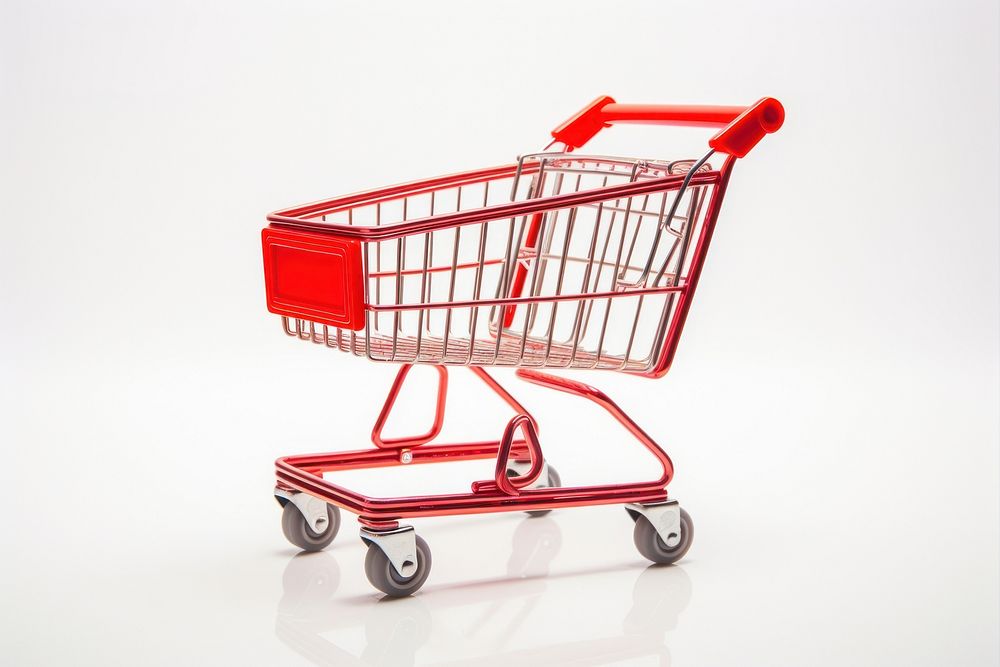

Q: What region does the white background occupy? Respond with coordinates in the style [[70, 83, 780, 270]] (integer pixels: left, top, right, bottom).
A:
[[2, 1, 998, 665]]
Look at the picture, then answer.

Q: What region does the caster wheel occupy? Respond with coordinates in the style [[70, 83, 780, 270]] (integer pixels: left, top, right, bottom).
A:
[[365, 535, 432, 598], [507, 465, 561, 517], [281, 501, 341, 552], [633, 508, 693, 565]]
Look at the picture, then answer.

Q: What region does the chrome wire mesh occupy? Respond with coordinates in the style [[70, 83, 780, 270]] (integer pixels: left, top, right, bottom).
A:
[[282, 152, 719, 373]]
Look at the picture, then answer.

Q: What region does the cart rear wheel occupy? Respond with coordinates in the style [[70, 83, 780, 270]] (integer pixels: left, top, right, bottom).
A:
[[633, 508, 693, 565], [506, 465, 562, 517], [281, 502, 341, 552], [365, 535, 432, 598]]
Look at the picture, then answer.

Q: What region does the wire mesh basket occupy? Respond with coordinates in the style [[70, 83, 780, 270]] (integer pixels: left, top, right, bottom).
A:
[[266, 151, 723, 376]]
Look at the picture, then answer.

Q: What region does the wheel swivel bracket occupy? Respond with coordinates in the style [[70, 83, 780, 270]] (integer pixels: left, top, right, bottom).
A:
[[625, 499, 682, 548], [274, 487, 330, 534], [360, 525, 418, 579]]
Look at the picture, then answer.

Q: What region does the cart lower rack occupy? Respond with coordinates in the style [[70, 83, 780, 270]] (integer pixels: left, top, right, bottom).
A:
[[263, 96, 784, 596]]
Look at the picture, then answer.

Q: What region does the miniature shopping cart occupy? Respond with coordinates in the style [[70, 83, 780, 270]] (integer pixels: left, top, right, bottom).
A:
[[263, 96, 784, 596]]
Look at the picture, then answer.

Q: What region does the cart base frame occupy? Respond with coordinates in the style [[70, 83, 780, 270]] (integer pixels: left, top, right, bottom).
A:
[[274, 364, 685, 593], [274, 365, 674, 529]]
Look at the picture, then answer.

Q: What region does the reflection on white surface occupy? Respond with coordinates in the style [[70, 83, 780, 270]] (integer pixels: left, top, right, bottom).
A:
[[276, 516, 691, 666]]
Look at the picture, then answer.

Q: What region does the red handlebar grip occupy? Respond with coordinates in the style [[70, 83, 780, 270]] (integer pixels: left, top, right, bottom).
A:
[[551, 96, 784, 157], [707, 97, 784, 158], [599, 103, 749, 128], [550, 95, 618, 149]]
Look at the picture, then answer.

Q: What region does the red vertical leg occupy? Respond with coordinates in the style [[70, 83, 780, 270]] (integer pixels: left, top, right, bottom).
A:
[[371, 364, 449, 449], [502, 211, 544, 328], [370, 365, 540, 450]]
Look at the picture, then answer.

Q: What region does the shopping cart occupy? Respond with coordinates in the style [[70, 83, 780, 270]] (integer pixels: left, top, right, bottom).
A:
[[262, 96, 784, 596]]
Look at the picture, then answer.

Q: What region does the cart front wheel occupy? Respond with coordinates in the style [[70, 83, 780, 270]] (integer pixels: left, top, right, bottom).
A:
[[365, 534, 432, 598], [281, 502, 341, 552], [633, 508, 693, 565]]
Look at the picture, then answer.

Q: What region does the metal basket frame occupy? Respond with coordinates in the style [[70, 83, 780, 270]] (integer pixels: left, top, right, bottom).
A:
[[268, 149, 731, 379], [264, 96, 784, 596]]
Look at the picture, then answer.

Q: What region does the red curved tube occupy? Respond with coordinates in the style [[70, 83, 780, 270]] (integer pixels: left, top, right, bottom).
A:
[[470, 413, 545, 495], [514, 369, 674, 487], [371, 364, 448, 449], [274, 367, 674, 525]]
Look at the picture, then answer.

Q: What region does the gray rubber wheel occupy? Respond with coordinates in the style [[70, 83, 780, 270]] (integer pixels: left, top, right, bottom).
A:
[[281, 502, 341, 552], [364, 535, 432, 598], [507, 465, 562, 517], [633, 508, 693, 565]]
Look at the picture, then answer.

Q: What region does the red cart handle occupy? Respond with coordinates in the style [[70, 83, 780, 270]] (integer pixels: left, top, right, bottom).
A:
[[551, 96, 784, 158]]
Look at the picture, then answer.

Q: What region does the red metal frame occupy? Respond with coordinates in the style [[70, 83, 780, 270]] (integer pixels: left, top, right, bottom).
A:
[[266, 159, 734, 379], [275, 366, 673, 529], [267, 165, 716, 240], [269, 97, 783, 536]]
